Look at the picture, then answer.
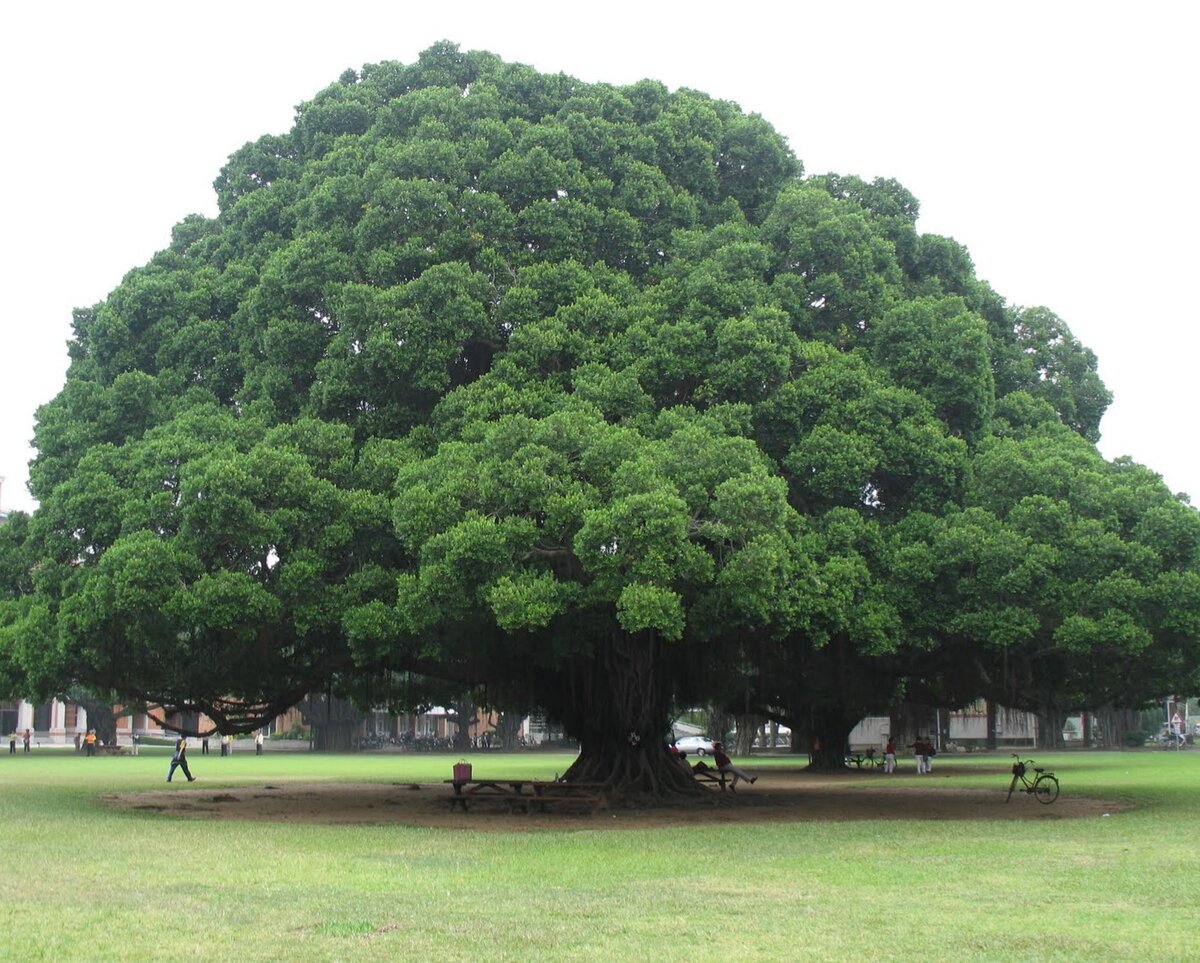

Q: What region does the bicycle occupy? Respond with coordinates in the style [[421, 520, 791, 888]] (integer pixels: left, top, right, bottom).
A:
[[1005, 754, 1059, 804], [845, 747, 884, 770]]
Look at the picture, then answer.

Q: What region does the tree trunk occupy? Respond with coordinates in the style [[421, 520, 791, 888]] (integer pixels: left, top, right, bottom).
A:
[[936, 709, 951, 751], [85, 704, 121, 748], [310, 721, 357, 751], [450, 696, 475, 752], [706, 704, 734, 745], [1035, 707, 1067, 749], [494, 711, 522, 750], [68, 692, 126, 748], [805, 704, 857, 771], [1094, 705, 1142, 748], [556, 628, 704, 799], [733, 713, 759, 756], [896, 701, 935, 752], [298, 693, 365, 751]]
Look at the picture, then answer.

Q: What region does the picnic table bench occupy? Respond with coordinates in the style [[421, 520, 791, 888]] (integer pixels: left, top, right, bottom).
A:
[[528, 780, 608, 813], [444, 779, 608, 814], [690, 767, 731, 791]]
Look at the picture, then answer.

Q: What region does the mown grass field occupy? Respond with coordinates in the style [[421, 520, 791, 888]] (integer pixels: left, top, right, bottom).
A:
[[1, 748, 1196, 961]]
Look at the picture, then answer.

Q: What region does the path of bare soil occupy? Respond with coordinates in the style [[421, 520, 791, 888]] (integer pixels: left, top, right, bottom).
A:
[[103, 767, 1128, 831]]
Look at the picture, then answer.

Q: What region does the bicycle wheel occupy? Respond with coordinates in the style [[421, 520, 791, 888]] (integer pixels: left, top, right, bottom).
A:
[[1033, 774, 1059, 804]]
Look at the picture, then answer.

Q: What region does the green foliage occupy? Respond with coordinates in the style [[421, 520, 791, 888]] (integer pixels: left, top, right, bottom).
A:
[[4, 43, 1192, 759]]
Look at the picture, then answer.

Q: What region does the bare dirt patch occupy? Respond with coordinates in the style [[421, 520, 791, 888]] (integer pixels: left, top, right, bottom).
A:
[[102, 768, 1129, 831]]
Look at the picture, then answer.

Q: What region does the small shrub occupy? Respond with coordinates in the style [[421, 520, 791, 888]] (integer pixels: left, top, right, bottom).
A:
[[274, 723, 307, 740]]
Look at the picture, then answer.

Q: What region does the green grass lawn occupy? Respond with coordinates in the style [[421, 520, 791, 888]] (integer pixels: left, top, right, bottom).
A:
[[1, 748, 1197, 961]]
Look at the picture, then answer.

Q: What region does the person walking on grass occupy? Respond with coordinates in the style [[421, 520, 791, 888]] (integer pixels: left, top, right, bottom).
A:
[[884, 736, 896, 774], [255, 730, 264, 756], [909, 736, 932, 774], [23, 728, 31, 752], [167, 736, 197, 783], [712, 742, 758, 791]]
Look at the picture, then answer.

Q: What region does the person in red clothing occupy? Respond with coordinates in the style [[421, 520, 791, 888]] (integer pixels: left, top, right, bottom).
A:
[[712, 742, 757, 790]]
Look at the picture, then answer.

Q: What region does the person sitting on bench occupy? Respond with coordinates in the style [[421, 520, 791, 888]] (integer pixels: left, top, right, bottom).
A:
[[712, 742, 757, 790]]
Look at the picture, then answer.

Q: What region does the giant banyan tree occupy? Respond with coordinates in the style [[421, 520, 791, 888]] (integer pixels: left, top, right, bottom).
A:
[[3, 42, 1199, 795]]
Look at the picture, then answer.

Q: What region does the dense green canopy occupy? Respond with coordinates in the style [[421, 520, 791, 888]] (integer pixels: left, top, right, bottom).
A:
[[3, 43, 1197, 788]]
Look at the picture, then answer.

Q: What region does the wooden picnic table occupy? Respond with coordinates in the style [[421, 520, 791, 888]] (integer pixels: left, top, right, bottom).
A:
[[691, 767, 730, 790], [444, 779, 608, 813], [528, 780, 608, 812], [443, 778, 531, 811]]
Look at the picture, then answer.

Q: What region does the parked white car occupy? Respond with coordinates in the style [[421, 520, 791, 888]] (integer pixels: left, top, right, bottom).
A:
[[673, 735, 716, 756]]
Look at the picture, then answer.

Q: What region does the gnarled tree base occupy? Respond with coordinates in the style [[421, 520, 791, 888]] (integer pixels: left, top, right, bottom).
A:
[[563, 744, 708, 802]]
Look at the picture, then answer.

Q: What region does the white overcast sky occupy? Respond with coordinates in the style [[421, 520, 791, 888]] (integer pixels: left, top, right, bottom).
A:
[[1, 1, 1196, 515]]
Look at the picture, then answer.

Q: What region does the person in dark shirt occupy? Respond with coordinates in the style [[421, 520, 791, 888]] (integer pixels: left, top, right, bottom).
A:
[[909, 736, 932, 774], [167, 737, 197, 783]]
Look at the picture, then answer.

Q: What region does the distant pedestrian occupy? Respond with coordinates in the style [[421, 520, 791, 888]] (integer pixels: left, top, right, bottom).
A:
[[74, 732, 81, 752], [131, 732, 140, 756], [255, 731, 264, 756], [224, 734, 234, 755], [84, 729, 97, 757], [7, 731, 15, 754], [909, 736, 932, 774], [202, 736, 210, 755], [166, 736, 196, 782], [884, 737, 896, 774]]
